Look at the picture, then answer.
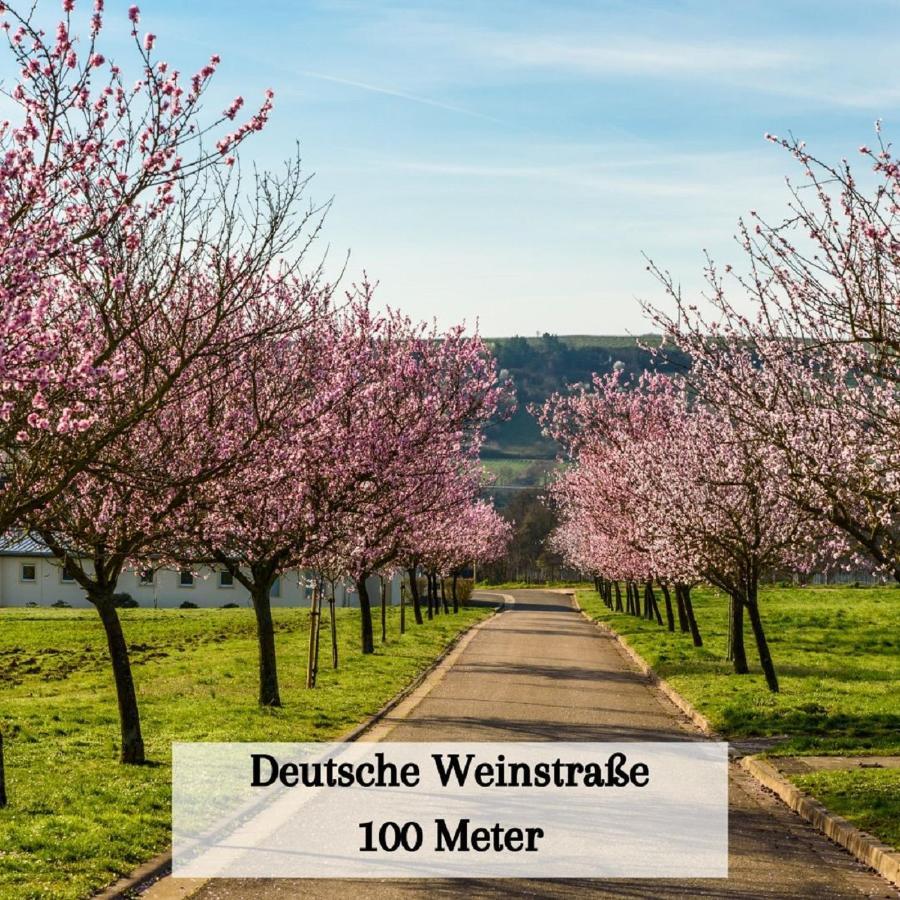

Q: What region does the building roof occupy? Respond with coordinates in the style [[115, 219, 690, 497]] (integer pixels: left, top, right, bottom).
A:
[[0, 532, 52, 557]]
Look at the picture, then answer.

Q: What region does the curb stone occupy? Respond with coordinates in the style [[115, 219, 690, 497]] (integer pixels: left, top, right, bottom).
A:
[[568, 587, 900, 891], [96, 595, 511, 899], [740, 756, 900, 889]]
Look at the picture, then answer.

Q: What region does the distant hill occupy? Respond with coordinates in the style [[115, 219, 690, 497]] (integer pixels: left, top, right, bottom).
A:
[[482, 333, 686, 462]]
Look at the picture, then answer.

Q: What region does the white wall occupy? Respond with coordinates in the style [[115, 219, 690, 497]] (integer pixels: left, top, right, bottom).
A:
[[0, 556, 402, 610], [0, 556, 87, 607]]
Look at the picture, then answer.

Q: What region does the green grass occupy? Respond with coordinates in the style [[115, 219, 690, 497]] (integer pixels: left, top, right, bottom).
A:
[[577, 584, 900, 853], [576, 585, 900, 757], [0, 604, 491, 900], [791, 769, 900, 851], [481, 458, 557, 491]]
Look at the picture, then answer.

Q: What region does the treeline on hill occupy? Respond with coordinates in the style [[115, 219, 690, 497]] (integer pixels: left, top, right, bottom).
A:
[[482, 333, 686, 459]]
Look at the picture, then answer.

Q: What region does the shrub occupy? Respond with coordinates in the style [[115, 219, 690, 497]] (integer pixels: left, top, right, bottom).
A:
[[113, 592, 139, 608], [179, 600, 199, 609], [434, 577, 474, 604], [220, 602, 240, 609], [50, 599, 72, 608]]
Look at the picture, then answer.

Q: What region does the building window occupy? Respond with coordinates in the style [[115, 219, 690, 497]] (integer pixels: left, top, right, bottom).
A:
[[218, 570, 234, 588], [270, 577, 281, 599], [179, 569, 195, 588], [61, 563, 76, 583], [20, 563, 36, 582], [139, 568, 154, 586]]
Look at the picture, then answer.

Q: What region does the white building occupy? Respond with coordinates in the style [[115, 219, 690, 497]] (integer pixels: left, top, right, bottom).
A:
[[0, 534, 400, 610]]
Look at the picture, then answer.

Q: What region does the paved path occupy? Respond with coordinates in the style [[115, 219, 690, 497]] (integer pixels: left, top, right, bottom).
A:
[[193, 590, 897, 899]]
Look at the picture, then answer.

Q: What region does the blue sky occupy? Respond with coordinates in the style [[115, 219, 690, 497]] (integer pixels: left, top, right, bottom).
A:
[[51, 2, 900, 333]]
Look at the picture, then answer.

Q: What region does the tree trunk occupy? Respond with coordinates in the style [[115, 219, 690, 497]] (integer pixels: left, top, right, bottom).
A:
[[250, 583, 282, 706], [728, 591, 749, 674], [645, 582, 663, 625], [380, 576, 387, 643], [0, 730, 7, 808], [679, 585, 703, 647], [426, 573, 434, 620], [400, 580, 406, 634], [660, 583, 675, 632], [440, 576, 449, 614], [313, 592, 322, 676], [408, 568, 424, 625], [613, 581, 623, 612], [357, 576, 375, 654], [329, 592, 338, 668], [94, 595, 146, 762], [745, 585, 779, 693], [674, 583, 690, 632], [451, 572, 459, 613], [306, 583, 321, 688]]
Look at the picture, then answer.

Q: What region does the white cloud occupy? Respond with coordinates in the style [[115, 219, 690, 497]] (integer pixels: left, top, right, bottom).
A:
[[486, 36, 796, 77]]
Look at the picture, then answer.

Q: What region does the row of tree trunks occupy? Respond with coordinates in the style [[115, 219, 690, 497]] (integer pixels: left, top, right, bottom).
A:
[[643, 582, 663, 625], [605, 573, 774, 692], [593, 576, 783, 688], [594, 578, 703, 649]]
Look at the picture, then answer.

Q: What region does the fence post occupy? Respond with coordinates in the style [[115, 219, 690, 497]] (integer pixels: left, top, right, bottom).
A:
[[0, 729, 7, 808]]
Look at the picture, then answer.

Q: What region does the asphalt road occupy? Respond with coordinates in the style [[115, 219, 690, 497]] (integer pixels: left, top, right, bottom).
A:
[[192, 589, 897, 899]]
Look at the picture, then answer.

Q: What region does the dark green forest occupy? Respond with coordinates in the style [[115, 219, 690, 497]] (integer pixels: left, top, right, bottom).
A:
[[483, 333, 685, 459], [479, 334, 686, 581]]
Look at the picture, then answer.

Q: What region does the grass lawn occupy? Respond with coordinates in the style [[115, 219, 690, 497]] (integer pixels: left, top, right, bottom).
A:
[[481, 458, 556, 487], [0, 603, 491, 900], [576, 584, 899, 756], [577, 584, 900, 851], [791, 768, 900, 851]]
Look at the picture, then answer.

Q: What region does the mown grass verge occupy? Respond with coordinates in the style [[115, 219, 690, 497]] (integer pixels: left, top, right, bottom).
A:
[[790, 768, 900, 852], [0, 603, 491, 899], [577, 584, 900, 852], [576, 585, 899, 757]]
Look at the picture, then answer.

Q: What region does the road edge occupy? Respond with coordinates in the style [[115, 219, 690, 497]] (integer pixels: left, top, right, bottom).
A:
[[565, 589, 720, 738], [569, 587, 900, 891], [98, 594, 513, 899], [739, 755, 900, 889]]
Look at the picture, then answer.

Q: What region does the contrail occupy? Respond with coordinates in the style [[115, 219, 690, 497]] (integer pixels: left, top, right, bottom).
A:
[[297, 69, 502, 123]]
